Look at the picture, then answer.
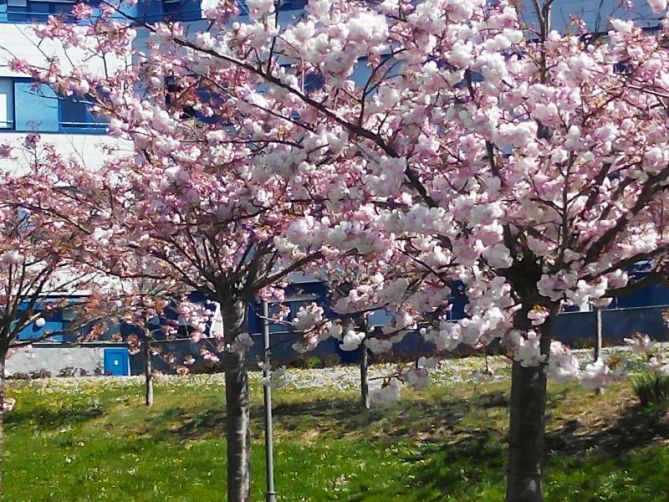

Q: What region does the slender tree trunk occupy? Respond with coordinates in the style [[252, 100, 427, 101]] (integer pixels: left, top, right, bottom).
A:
[[360, 344, 369, 409], [356, 318, 370, 409], [222, 298, 251, 502], [506, 308, 556, 502], [143, 335, 153, 407]]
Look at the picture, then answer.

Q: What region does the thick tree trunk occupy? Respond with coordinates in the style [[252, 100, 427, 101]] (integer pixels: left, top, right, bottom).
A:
[[506, 361, 547, 502], [506, 309, 556, 502], [143, 336, 153, 407], [222, 298, 251, 502]]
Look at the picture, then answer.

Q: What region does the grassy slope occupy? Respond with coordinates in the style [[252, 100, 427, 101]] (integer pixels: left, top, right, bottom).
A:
[[5, 372, 669, 501]]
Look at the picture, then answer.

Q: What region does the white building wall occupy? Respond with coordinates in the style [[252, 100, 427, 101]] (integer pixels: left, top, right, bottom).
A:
[[0, 131, 130, 171], [0, 23, 130, 77], [0, 23, 131, 170], [6, 346, 105, 376]]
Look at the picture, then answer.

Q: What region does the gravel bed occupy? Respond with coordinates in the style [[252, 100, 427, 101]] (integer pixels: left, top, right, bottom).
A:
[[10, 343, 669, 393]]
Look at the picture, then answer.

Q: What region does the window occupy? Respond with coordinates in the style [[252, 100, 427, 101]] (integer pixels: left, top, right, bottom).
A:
[[237, 0, 307, 15], [165, 76, 225, 125], [278, 0, 306, 11], [304, 72, 324, 92], [0, 78, 106, 134], [14, 81, 59, 131], [162, 0, 179, 16], [3, 0, 77, 23], [162, 0, 201, 21], [0, 79, 13, 129], [59, 95, 106, 132]]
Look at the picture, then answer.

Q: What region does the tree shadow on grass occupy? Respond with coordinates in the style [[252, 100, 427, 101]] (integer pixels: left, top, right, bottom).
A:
[[162, 390, 510, 444], [268, 390, 509, 441], [6, 404, 103, 430], [169, 408, 228, 439], [546, 402, 669, 455], [347, 430, 507, 501]]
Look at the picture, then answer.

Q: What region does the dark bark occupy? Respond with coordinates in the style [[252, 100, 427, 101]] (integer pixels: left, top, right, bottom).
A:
[[222, 298, 251, 502], [360, 344, 369, 409], [143, 336, 153, 407], [506, 307, 556, 502], [506, 361, 547, 502]]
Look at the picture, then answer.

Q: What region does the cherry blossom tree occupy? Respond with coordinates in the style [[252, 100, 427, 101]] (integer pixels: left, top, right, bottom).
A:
[[22, 122, 332, 499], [18, 15, 354, 501], [0, 139, 103, 497], [24, 0, 669, 500], [110, 276, 184, 407], [286, 252, 432, 408]]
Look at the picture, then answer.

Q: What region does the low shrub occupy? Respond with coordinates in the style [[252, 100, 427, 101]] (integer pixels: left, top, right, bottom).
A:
[[633, 371, 669, 408]]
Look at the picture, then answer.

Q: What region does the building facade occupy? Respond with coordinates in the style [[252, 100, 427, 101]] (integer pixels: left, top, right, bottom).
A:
[[1, 0, 668, 377]]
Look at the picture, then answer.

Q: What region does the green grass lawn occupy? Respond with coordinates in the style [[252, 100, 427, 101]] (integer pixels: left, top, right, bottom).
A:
[[5, 371, 669, 501]]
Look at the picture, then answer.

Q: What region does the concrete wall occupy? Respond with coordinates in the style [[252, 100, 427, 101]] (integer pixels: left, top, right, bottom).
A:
[[6, 346, 104, 377]]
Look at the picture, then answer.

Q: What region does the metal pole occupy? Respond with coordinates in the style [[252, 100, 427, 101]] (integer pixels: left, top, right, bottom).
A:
[[262, 301, 276, 502], [594, 306, 602, 362], [594, 306, 603, 395]]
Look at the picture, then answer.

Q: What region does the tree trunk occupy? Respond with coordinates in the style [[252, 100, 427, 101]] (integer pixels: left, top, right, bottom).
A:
[[356, 318, 370, 409], [360, 344, 369, 409], [506, 309, 556, 502], [143, 335, 153, 407], [222, 298, 251, 502], [506, 361, 547, 502]]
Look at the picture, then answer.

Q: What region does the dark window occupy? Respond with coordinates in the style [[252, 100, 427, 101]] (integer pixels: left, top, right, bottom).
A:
[[59, 95, 106, 132], [614, 62, 628, 74], [238, 0, 307, 14], [162, 0, 200, 21], [1, 0, 104, 23], [166, 76, 226, 125], [162, 0, 180, 16], [304, 72, 324, 91], [5, 0, 77, 23], [279, 0, 307, 11]]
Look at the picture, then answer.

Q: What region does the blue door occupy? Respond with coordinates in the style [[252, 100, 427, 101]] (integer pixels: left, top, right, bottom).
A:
[[104, 348, 130, 376]]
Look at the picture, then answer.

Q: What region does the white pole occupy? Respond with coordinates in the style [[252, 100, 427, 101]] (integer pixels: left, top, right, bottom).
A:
[[262, 301, 276, 502]]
